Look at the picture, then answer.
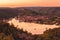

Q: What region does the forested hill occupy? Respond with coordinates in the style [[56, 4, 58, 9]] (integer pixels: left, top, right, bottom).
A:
[[0, 7, 60, 19], [16, 7, 60, 25], [17, 7, 60, 16], [0, 8, 19, 20], [0, 7, 60, 25]]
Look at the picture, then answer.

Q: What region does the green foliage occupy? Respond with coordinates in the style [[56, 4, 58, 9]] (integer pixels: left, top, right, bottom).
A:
[[35, 27, 60, 40], [0, 22, 32, 40], [0, 33, 14, 40], [43, 28, 60, 40]]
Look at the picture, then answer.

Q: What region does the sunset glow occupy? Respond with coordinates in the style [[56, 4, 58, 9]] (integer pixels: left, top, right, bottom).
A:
[[0, 0, 60, 7]]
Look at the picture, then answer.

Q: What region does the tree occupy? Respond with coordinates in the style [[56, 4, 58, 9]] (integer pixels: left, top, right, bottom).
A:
[[0, 33, 14, 40]]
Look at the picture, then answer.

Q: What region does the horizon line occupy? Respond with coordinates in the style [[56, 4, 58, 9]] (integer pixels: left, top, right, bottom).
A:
[[0, 6, 60, 8]]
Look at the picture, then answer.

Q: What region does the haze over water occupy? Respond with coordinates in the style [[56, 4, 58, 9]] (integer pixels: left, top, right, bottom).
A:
[[8, 18, 59, 35]]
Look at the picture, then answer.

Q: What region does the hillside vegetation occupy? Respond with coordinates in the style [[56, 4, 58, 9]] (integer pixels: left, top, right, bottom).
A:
[[0, 22, 60, 40]]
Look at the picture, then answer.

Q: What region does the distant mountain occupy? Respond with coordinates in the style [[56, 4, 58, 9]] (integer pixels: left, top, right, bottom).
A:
[[0, 7, 60, 19], [0, 8, 19, 20]]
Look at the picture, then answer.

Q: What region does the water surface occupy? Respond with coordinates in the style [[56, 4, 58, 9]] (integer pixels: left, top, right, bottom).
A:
[[8, 18, 59, 34]]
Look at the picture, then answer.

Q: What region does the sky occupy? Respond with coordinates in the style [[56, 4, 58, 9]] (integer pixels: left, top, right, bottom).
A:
[[0, 0, 60, 7]]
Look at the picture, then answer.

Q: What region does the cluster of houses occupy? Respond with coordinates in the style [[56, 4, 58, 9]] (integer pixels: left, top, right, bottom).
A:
[[16, 15, 60, 25], [17, 15, 48, 23]]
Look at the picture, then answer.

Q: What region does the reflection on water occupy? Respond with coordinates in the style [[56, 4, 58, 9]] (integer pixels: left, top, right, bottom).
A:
[[8, 18, 59, 34]]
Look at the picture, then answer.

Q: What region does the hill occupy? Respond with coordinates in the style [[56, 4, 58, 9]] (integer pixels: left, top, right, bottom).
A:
[[0, 7, 60, 25]]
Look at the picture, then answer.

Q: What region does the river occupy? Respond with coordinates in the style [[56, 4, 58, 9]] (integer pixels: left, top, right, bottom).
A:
[[8, 18, 59, 35]]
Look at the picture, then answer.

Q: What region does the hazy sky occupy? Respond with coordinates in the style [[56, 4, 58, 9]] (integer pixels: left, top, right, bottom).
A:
[[0, 0, 60, 7]]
